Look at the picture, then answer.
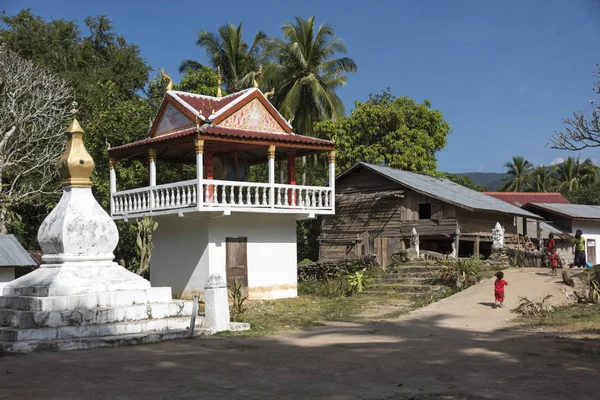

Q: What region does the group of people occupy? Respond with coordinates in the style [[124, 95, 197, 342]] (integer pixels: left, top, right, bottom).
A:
[[494, 230, 589, 308], [544, 229, 588, 276]]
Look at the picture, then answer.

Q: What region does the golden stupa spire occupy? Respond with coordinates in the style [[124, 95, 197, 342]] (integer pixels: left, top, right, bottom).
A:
[[58, 102, 95, 188], [216, 66, 222, 98], [160, 68, 174, 91]]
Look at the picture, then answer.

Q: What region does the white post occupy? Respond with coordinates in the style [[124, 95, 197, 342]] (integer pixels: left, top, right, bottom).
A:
[[109, 158, 117, 215], [195, 139, 204, 209], [328, 151, 335, 211], [203, 274, 231, 332], [268, 145, 275, 208], [279, 160, 284, 184], [148, 149, 157, 209]]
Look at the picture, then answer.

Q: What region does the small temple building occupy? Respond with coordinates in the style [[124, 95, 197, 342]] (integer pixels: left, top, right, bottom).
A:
[[108, 81, 336, 300]]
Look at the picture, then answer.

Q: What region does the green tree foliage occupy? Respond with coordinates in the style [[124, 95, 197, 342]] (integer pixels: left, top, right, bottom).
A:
[[180, 23, 267, 92], [499, 156, 533, 192], [553, 156, 597, 193], [264, 16, 357, 135], [0, 10, 151, 268], [566, 182, 600, 205], [528, 166, 555, 192], [442, 173, 487, 191], [314, 89, 451, 174]]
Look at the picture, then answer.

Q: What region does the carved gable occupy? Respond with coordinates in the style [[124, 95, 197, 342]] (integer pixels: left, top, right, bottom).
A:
[[154, 103, 194, 136], [219, 98, 286, 134]]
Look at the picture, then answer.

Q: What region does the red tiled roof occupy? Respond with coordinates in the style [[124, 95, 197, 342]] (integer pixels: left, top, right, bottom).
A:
[[200, 125, 334, 148], [483, 192, 570, 208], [174, 90, 249, 119], [110, 128, 197, 153]]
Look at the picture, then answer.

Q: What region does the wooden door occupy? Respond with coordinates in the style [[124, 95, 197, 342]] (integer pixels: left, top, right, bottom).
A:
[[226, 237, 248, 288], [587, 239, 596, 265]]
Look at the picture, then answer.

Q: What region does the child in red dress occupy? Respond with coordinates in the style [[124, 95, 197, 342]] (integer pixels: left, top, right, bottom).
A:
[[494, 271, 508, 308]]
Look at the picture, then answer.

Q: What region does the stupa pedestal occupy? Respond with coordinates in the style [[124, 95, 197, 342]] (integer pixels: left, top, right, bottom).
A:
[[0, 112, 240, 354]]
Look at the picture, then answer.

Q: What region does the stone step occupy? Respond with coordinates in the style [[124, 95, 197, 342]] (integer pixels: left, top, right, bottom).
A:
[[391, 266, 440, 273], [373, 276, 436, 285], [0, 316, 201, 342], [0, 288, 173, 311], [0, 301, 194, 329], [367, 283, 446, 294], [383, 271, 438, 279], [0, 321, 250, 354]]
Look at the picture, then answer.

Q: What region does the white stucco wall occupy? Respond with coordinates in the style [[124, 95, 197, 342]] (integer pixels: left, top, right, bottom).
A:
[[149, 213, 298, 300], [150, 215, 209, 298], [208, 213, 298, 300], [572, 221, 600, 265]]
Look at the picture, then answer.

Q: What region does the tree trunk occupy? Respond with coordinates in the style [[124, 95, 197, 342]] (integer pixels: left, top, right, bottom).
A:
[[0, 207, 8, 234]]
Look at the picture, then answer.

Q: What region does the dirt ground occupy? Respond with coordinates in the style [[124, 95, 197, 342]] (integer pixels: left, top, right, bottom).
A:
[[0, 268, 598, 400]]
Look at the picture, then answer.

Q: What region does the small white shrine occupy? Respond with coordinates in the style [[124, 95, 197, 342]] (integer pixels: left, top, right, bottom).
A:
[[0, 110, 236, 353], [108, 84, 336, 300]]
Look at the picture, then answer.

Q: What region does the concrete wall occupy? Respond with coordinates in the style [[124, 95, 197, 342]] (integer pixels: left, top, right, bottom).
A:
[[150, 213, 298, 300], [208, 213, 298, 299], [151, 215, 209, 299], [0, 268, 15, 282], [572, 221, 600, 265]]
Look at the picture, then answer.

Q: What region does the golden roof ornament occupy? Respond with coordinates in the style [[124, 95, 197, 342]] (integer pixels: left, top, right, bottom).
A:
[[58, 102, 95, 188], [160, 68, 174, 91], [265, 87, 275, 99], [253, 64, 262, 88], [216, 66, 222, 98]]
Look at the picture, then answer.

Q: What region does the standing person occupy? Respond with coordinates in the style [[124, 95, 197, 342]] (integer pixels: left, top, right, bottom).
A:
[[573, 230, 586, 268], [494, 271, 508, 309], [546, 233, 559, 276]]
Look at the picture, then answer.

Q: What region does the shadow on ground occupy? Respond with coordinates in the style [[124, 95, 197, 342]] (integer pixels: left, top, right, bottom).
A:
[[0, 310, 598, 400]]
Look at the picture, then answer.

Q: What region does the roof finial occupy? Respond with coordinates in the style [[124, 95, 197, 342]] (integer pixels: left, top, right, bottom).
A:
[[160, 68, 174, 91], [265, 87, 275, 99], [58, 102, 95, 188], [253, 64, 262, 89], [216, 66, 222, 98]]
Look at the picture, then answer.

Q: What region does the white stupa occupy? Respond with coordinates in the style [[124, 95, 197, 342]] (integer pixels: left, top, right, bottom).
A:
[[0, 108, 235, 353]]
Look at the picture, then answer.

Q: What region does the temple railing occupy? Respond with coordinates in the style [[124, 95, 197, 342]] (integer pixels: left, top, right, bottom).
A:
[[111, 179, 334, 217]]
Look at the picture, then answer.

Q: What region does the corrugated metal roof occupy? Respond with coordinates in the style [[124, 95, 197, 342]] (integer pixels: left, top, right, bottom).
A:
[[527, 203, 600, 220], [484, 192, 570, 207], [0, 235, 36, 268], [340, 163, 542, 219]]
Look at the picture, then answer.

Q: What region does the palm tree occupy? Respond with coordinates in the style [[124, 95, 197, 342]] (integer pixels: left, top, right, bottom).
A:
[[264, 16, 357, 135], [528, 165, 556, 192], [500, 156, 533, 192], [179, 23, 267, 92], [554, 157, 598, 193]]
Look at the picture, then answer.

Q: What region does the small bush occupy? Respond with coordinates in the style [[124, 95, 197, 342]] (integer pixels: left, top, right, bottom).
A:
[[228, 279, 248, 322], [299, 258, 313, 265], [346, 268, 371, 295], [437, 257, 483, 289]]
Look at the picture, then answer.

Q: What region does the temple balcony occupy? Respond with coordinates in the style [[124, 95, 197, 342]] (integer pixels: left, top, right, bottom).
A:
[[108, 88, 336, 220]]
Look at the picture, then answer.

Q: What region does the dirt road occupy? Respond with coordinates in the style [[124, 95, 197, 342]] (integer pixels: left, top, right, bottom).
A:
[[0, 268, 597, 400]]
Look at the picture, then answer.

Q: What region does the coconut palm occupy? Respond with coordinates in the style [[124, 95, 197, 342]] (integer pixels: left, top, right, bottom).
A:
[[554, 157, 598, 193], [528, 165, 556, 192], [500, 156, 533, 192], [263, 16, 357, 135], [179, 23, 267, 92]]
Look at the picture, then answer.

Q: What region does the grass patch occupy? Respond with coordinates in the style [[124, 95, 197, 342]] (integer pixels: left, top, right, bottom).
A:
[[517, 303, 600, 334]]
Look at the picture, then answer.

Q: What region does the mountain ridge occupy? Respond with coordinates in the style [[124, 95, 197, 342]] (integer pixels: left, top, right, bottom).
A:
[[450, 172, 508, 191]]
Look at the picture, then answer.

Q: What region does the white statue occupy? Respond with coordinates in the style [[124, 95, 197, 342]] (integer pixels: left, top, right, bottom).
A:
[[492, 222, 505, 250], [407, 227, 420, 259], [450, 242, 457, 259]]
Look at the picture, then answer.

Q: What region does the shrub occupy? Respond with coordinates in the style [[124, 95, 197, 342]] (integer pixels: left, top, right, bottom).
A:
[[346, 268, 370, 295], [228, 279, 248, 322], [437, 257, 483, 289]]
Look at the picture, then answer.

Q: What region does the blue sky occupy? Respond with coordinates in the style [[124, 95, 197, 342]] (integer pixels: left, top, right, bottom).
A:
[[4, 0, 599, 173]]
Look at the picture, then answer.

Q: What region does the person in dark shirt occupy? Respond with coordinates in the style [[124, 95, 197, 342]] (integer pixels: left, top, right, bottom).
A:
[[494, 271, 508, 309]]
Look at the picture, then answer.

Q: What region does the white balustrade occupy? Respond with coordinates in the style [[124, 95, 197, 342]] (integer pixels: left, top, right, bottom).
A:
[[111, 178, 334, 216]]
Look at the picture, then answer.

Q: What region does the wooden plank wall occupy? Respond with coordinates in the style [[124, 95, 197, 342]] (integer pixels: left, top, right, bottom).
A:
[[455, 209, 517, 237]]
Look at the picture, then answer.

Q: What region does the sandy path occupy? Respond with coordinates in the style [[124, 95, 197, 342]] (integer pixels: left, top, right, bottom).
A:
[[0, 268, 596, 400]]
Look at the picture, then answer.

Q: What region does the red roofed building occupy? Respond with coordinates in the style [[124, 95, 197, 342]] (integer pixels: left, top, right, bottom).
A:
[[108, 86, 336, 300], [483, 192, 570, 208]]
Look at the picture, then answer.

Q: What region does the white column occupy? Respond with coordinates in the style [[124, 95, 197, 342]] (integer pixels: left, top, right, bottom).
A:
[[268, 145, 275, 207], [279, 160, 284, 184], [328, 151, 335, 211], [195, 139, 204, 208], [148, 149, 157, 209], [109, 158, 117, 215]]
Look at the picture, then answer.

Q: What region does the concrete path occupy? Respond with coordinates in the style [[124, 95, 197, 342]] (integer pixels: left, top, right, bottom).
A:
[[0, 268, 597, 400]]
